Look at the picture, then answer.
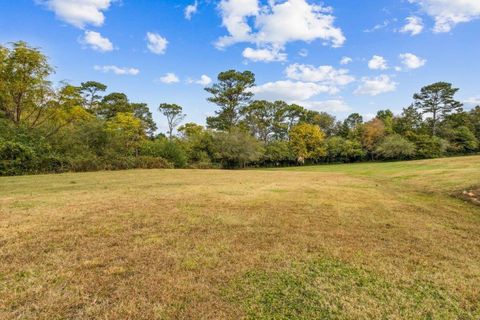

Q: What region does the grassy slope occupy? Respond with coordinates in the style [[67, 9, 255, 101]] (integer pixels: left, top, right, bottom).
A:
[[0, 156, 479, 319]]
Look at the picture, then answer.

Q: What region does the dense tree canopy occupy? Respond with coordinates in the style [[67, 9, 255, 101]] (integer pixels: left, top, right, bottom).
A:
[[1, 41, 479, 175]]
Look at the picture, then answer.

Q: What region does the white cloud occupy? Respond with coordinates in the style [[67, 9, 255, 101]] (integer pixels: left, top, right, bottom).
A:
[[251, 63, 354, 112], [242, 46, 287, 62], [217, 0, 259, 47], [400, 16, 424, 35], [185, 1, 198, 20], [251, 80, 351, 113], [146, 32, 168, 55], [368, 55, 388, 70], [364, 20, 390, 33], [363, 113, 377, 121], [216, 0, 345, 60], [340, 56, 352, 65], [94, 65, 139, 75], [409, 0, 480, 32], [464, 97, 480, 106], [81, 30, 113, 52], [159, 73, 180, 84], [250, 80, 333, 101], [298, 49, 309, 57], [294, 99, 352, 113], [399, 53, 426, 69], [285, 63, 355, 89], [39, 0, 113, 28], [355, 75, 397, 96], [188, 75, 212, 86]]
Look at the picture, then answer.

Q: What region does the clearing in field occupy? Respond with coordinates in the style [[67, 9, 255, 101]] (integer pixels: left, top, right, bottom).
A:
[[1, 156, 480, 319]]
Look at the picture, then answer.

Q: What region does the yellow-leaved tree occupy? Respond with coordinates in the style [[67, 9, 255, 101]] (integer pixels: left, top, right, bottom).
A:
[[106, 112, 145, 155], [289, 123, 326, 164]]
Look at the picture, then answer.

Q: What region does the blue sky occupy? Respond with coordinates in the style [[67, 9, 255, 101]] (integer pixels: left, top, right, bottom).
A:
[[1, 0, 479, 132]]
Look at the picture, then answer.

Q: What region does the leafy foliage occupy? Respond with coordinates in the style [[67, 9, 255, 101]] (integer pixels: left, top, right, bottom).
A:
[[289, 123, 326, 163], [205, 70, 255, 130], [1, 41, 479, 175], [413, 82, 463, 136], [375, 135, 416, 160], [212, 128, 264, 168]]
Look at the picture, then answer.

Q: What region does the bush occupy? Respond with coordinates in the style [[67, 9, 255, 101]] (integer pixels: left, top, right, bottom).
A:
[[66, 154, 104, 172], [213, 128, 264, 168], [263, 140, 295, 166], [139, 139, 187, 168], [446, 126, 479, 154], [410, 134, 448, 159], [37, 154, 68, 173], [375, 135, 416, 160], [326, 137, 365, 163], [0, 141, 37, 175], [133, 156, 173, 169]]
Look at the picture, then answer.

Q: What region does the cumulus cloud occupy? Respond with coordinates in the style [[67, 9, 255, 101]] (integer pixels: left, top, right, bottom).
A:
[[400, 16, 424, 35], [147, 32, 168, 55], [216, 0, 345, 61], [251, 63, 354, 107], [409, 0, 480, 32], [294, 99, 352, 113], [285, 63, 355, 88], [250, 81, 351, 113], [188, 75, 212, 86], [368, 55, 388, 70], [251, 62, 355, 112], [185, 1, 198, 20], [250, 80, 333, 101], [81, 30, 113, 52], [242, 47, 287, 62], [340, 56, 352, 65], [355, 75, 397, 96], [399, 53, 426, 69], [38, 0, 113, 28], [159, 73, 180, 84], [94, 65, 139, 75]]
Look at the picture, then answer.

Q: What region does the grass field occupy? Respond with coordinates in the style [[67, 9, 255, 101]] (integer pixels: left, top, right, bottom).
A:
[[1, 156, 480, 319]]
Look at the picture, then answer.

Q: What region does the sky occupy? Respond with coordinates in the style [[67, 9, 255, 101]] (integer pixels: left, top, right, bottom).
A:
[[1, 0, 479, 132]]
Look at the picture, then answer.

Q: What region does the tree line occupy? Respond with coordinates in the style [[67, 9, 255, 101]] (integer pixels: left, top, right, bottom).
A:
[[1, 41, 479, 175]]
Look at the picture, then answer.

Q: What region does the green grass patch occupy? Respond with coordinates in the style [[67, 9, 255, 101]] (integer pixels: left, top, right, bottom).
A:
[[226, 259, 471, 319]]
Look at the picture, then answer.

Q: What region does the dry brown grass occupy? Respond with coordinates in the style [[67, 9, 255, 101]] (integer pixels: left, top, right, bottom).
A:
[[1, 156, 480, 319]]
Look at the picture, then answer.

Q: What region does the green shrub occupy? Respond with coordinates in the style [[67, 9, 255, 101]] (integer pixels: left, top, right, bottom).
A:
[[375, 135, 416, 160], [410, 134, 448, 159], [66, 154, 104, 172], [326, 137, 365, 163], [213, 128, 264, 168], [133, 156, 173, 169], [445, 126, 479, 154], [37, 154, 67, 173], [263, 140, 295, 166], [0, 141, 37, 175], [139, 139, 187, 168]]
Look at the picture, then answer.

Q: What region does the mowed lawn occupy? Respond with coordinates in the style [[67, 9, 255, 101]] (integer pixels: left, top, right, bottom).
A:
[[1, 156, 480, 319]]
